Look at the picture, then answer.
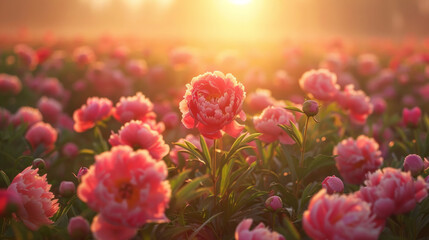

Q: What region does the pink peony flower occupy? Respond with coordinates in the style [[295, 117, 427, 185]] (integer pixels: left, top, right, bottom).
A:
[[37, 97, 62, 125], [322, 175, 344, 194], [303, 189, 382, 240], [402, 107, 421, 128], [357, 53, 380, 76], [180, 71, 246, 139], [0, 107, 11, 128], [299, 69, 340, 101], [73, 97, 113, 132], [356, 167, 428, 219], [333, 135, 383, 185], [113, 92, 156, 124], [25, 122, 57, 153], [169, 134, 214, 165], [68, 216, 90, 240], [403, 154, 425, 175], [246, 89, 277, 113], [0, 74, 22, 95], [253, 106, 297, 145], [11, 106, 42, 127], [14, 44, 38, 69], [109, 120, 169, 160], [77, 146, 171, 228], [38, 77, 65, 99], [235, 218, 284, 240], [336, 84, 373, 125], [7, 167, 59, 230], [265, 196, 282, 211], [86, 63, 132, 98], [91, 215, 137, 240], [72, 46, 95, 66], [126, 59, 148, 77]]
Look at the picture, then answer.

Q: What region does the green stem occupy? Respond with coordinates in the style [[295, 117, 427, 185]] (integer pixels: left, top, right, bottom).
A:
[[95, 126, 108, 152], [414, 129, 420, 154], [299, 116, 310, 168], [271, 212, 276, 230], [212, 139, 217, 210]]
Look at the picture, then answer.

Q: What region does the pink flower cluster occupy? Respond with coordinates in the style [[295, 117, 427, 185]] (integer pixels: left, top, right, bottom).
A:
[[78, 146, 171, 239], [333, 135, 383, 184]]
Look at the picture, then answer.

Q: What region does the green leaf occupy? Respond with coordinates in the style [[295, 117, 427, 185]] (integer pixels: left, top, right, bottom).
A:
[[279, 215, 301, 240], [174, 175, 210, 207], [170, 170, 191, 194], [221, 133, 261, 168], [279, 146, 298, 181], [285, 106, 304, 113], [302, 155, 336, 180], [199, 135, 211, 166], [289, 121, 303, 146], [278, 122, 302, 148], [189, 212, 223, 240], [0, 170, 10, 186], [219, 160, 235, 197], [299, 182, 321, 214]]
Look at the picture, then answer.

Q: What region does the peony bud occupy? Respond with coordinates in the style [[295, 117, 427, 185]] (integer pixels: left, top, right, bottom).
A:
[[32, 158, 46, 170], [322, 175, 344, 194], [403, 154, 424, 175], [302, 100, 319, 117], [59, 181, 76, 198], [68, 216, 90, 240], [265, 195, 283, 211], [76, 167, 88, 180], [62, 142, 79, 159]]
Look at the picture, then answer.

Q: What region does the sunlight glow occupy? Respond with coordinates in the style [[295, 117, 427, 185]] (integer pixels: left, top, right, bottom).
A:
[[230, 0, 252, 5]]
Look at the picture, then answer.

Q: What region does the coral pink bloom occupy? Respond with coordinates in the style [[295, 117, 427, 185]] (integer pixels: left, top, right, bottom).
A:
[[37, 97, 62, 125], [246, 89, 277, 113], [235, 218, 284, 240], [126, 59, 148, 77], [38, 77, 66, 99], [170, 134, 214, 165], [402, 107, 421, 127], [113, 92, 156, 124], [14, 44, 38, 69], [91, 215, 137, 240], [356, 167, 428, 219], [303, 189, 382, 240], [333, 135, 383, 185], [253, 106, 297, 145], [337, 85, 373, 125], [72, 46, 95, 66], [11, 107, 43, 127], [299, 69, 340, 101], [180, 71, 246, 139], [7, 167, 59, 230], [109, 120, 169, 160], [0, 74, 22, 95], [0, 107, 11, 129], [25, 122, 58, 153], [77, 146, 171, 228], [73, 97, 113, 132], [357, 53, 380, 76]]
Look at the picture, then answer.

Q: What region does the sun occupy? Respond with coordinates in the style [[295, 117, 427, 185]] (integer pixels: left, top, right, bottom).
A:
[[229, 0, 252, 5]]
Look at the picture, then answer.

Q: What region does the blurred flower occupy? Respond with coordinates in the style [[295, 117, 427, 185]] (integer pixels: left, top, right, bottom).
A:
[[0, 74, 22, 95], [0, 107, 11, 129], [357, 53, 380, 76], [162, 112, 179, 129], [32, 158, 46, 170], [333, 135, 383, 184], [14, 44, 38, 69], [273, 70, 294, 90], [299, 69, 340, 101], [113, 92, 156, 124], [235, 218, 284, 240], [73, 46, 95, 66], [356, 167, 428, 219], [11, 106, 42, 127], [126, 59, 148, 77], [0, 190, 21, 217], [303, 189, 382, 240], [73, 97, 113, 132], [322, 175, 344, 194], [246, 89, 277, 113], [109, 120, 169, 160], [62, 143, 79, 159], [371, 97, 387, 115], [25, 122, 57, 153], [402, 107, 421, 128], [59, 181, 76, 198], [169, 46, 197, 69], [180, 71, 246, 139], [7, 167, 59, 230], [253, 106, 297, 145], [37, 97, 62, 125], [38, 77, 66, 99], [76, 167, 88, 180], [77, 146, 170, 234], [337, 84, 373, 125], [403, 154, 425, 175], [265, 196, 282, 211], [68, 216, 90, 240], [91, 215, 137, 240]]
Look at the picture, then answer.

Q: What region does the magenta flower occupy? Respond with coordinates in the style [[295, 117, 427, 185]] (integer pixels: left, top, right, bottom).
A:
[[303, 189, 382, 240], [403, 154, 425, 175], [299, 69, 340, 101], [180, 71, 246, 139], [402, 107, 421, 128], [235, 218, 284, 240], [109, 120, 169, 160], [253, 106, 297, 145], [113, 92, 156, 124], [73, 97, 113, 133], [7, 167, 59, 230], [356, 167, 428, 219], [333, 135, 383, 185]]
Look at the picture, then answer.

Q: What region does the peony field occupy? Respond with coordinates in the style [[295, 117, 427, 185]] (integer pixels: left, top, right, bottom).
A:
[[1, 1, 429, 240]]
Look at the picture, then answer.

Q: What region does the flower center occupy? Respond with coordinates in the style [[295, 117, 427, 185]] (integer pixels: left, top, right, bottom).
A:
[[118, 183, 134, 199]]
